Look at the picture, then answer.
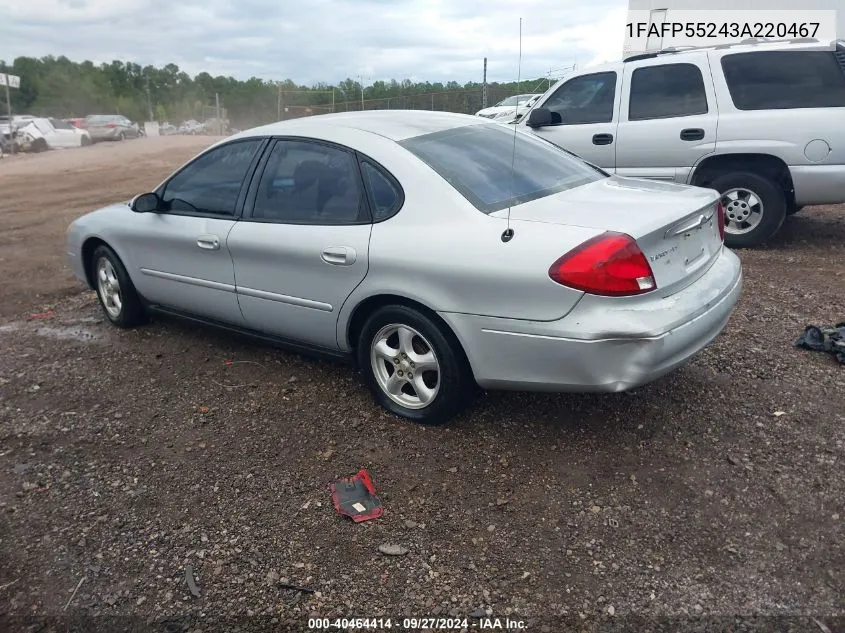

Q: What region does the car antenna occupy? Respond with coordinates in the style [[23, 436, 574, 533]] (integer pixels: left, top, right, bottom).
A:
[[501, 17, 522, 243]]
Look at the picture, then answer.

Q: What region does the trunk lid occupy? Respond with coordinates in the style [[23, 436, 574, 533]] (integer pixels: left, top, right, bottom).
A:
[[491, 176, 724, 296]]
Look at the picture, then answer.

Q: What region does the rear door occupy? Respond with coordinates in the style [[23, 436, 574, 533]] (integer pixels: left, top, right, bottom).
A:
[[227, 138, 373, 350], [615, 54, 718, 182], [125, 138, 266, 324], [48, 119, 80, 147], [525, 70, 620, 170]]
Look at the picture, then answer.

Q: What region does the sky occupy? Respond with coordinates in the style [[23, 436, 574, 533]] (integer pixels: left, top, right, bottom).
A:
[[2, 0, 629, 84]]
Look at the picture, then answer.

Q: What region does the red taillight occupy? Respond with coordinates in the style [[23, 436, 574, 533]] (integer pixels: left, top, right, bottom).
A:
[[548, 232, 656, 296], [716, 201, 725, 242], [106, 123, 117, 128]]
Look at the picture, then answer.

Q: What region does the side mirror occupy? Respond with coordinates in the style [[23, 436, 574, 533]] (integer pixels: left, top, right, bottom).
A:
[[526, 107, 553, 128], [131, 192, 161, 213]]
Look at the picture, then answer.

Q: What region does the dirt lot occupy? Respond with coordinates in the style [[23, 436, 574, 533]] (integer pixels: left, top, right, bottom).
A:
[[0, 138, 843, 632]]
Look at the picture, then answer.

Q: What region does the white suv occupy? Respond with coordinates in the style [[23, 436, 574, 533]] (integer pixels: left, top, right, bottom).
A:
[[521, 38, 845, 247]]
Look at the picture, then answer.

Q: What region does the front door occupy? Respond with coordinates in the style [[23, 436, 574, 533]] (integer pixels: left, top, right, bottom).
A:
[[127, 138, 266, 325], [525, 70, 620, 170], [227, 138, 372, 350]]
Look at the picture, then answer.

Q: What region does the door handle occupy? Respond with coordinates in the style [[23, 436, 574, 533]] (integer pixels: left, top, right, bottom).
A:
[[592, 133, 614, 146], [321, 246, 357, 266], [196, 235, 220, 250], [680, 128, 705, 141]]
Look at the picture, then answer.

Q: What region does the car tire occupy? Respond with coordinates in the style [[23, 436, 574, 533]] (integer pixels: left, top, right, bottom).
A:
[[357, 305, 473, 425], [81, 136, 91, 147], [91, 245, 146, 328], [786, 202, 804, 216], [710, 171, 786, 248], [32, 138, 48, 153]]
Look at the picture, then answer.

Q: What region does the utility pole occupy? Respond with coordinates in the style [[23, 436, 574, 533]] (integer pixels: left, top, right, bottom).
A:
[[215, 92, 220, 134], [482, 57, 488, 109], [431, 93, 434, 110], [331, 89, 335, 113], [277, 83, 282, 120], [3, 73, 16, 154], [359, 75, 365, 111]]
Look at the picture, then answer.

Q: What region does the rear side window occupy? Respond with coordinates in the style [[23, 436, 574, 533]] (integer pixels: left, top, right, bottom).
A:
[[629, 63, 708, 121], [360, 161, 403, 221], [400, 123, 604, 214], [721, 51, 845, 110]]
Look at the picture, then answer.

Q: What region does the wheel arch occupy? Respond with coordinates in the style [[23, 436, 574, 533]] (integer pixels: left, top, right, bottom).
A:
[[344, 293, 474, 375], [691, 153, 795, 204], [81, 237, 129, 290]]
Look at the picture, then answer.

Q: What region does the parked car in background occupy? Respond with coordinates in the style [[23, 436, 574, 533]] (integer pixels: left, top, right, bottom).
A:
[[65, 111, 741, 425], [178, 119, 205, 135], [476, 94, 542, 121], [16, 117, 92, 151], [0, 115, 37, 150], [86, 114, 141, 142], [159, 122, 179, 136], [0, 116, 18, 153], [521, 38, 845, 248]]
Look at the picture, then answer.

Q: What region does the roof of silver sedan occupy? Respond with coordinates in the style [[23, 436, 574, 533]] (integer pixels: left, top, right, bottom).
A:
[[240, 110, 488, 142]]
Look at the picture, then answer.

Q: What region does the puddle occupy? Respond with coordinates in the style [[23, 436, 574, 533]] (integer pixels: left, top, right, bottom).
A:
[[36, 325, 104, 342]]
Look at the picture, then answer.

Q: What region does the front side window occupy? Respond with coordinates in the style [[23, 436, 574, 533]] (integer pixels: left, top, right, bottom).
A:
[[251, 140, 367, 224], [629, 63, 708, 121], [161, 139, 262, 216], [400, 123, 605, 214], [543, 72, 618, 124], [721, 51, 845, 110]]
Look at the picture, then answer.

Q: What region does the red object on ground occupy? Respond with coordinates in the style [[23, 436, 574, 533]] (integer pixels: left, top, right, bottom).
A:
[[26, 309, 56, 321], [329, 469, 384, 523]]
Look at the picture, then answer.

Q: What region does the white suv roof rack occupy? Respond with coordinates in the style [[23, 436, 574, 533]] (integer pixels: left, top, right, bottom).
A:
[[624, 37, 823, 62]]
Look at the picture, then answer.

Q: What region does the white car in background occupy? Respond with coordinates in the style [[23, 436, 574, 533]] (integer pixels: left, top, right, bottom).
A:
[[179, 120, 205, 135], [17, 117, 92, 151], [476, 94, 542, 122]]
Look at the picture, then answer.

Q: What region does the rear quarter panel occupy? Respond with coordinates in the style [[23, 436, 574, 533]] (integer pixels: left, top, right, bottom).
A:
[[332, 134, 600, 349], [707, 47, 845, 203]]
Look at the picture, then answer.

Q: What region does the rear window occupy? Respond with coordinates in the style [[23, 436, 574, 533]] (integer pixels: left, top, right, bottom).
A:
[[87, 115, 117, 122], [399, 123, 604, 214], [721, 51, 845, 110]]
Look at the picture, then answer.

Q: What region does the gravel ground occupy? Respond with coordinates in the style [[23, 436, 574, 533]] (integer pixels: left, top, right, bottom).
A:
[[0, 139, 843, 632]]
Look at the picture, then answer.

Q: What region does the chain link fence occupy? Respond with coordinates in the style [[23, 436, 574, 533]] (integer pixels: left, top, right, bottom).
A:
[[156, 80, 560, 134]]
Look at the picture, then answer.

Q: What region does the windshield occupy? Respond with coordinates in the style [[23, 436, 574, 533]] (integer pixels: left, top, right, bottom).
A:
[[400, 123, 605, 213]]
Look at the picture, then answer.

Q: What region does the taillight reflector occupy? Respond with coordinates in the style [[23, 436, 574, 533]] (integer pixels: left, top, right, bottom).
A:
[[716, 201, 725, 242], [549, 232, 656, 297]]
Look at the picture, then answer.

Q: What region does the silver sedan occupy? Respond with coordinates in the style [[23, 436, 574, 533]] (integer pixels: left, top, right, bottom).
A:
[[66, 111, 742, 425]]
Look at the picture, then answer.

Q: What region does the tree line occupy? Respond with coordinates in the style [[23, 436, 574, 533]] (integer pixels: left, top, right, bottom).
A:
[[0, 56, 554, 129]]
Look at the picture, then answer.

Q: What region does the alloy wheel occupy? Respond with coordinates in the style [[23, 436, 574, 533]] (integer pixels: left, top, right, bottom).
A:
[[96, 257, 123, 319], [369, 323, 441, 410]]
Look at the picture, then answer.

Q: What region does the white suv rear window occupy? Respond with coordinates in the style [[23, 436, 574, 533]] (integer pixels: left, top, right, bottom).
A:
[[721, 51, 845, 110]]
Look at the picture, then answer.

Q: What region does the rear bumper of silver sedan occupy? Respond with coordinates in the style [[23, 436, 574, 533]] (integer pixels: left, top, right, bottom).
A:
[[439, 247, 742, 393]]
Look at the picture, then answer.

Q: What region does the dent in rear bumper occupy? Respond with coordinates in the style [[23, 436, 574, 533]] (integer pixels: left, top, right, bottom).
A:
[[440, 248, 743, 392]]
